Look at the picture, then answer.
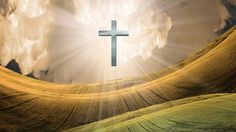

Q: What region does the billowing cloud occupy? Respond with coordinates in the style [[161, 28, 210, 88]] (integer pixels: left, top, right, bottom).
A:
[[214, 0, 236, 34], [0, 0, 51, 75]]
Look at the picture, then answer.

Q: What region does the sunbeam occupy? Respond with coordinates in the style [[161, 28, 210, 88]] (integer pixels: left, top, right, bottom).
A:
[[0, 0, 226, 83]]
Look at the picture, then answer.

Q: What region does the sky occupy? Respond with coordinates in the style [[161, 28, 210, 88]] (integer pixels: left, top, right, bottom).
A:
[[0, 0, 235, 83]]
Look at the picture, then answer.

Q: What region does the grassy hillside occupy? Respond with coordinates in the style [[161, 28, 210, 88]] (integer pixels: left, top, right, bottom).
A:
[[0, 27, 236, 131], [65, 93, 236, 132]]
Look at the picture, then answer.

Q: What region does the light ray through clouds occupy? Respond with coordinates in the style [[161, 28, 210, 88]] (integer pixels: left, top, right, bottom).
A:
[[0, 0, 223, 83], [44, 0, 172, 83]]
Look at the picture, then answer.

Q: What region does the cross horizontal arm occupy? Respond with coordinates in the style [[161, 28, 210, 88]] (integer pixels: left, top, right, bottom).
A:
[[99, 30, 129, 36]]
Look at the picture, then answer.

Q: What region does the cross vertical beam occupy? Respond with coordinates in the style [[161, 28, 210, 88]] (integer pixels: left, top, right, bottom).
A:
[[111, 20, 117, 66], [98, 20, 129, 66]]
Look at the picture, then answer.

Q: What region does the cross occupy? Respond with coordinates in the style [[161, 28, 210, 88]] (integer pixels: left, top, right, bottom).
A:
[[99, 20, 129, 66]]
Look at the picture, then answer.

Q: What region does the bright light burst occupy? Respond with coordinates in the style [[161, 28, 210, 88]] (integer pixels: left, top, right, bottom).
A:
[[73, 0, 172, 63], [43, 0, 172, 82]]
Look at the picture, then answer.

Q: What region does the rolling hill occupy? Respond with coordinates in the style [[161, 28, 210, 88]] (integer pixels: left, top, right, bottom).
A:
[[65, 93, 236, 132], [0, 26, 236, 131]]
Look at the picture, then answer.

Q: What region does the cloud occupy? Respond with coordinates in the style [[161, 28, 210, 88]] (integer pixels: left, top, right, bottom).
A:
[[0, 0, 51, 75], [214, 0, 236, 34]]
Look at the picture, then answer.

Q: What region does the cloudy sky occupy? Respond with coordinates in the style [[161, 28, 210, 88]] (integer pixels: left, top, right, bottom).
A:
[[0, 0, 235, 83]]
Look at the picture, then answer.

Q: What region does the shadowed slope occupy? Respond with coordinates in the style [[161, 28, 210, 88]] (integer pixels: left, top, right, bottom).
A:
[[0, 27, 236, 131]]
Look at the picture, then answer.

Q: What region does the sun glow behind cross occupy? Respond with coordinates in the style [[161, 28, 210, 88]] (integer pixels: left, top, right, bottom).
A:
[[73, 0, 172, 64], [45, 0, 173, 82]]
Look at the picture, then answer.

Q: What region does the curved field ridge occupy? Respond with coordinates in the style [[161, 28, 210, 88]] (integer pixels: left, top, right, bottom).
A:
[[0, 27, 236, 131], [65, 93, 236, 132]]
